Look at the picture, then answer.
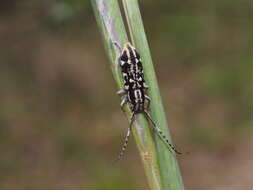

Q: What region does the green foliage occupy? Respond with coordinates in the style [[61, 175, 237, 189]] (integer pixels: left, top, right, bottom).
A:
[[90, 171, 139, 190], [48, 0, 91, 27], [161, 14, 201, 50], [199, 57, 252, 97]]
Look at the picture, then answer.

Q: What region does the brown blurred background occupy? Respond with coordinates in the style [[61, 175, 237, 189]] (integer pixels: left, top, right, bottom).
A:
[[0, 0, 253, 189]]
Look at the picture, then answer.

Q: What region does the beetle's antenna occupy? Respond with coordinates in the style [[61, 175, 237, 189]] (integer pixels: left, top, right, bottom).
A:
[[113, 113, 135, 163], [144, 110, 182, 155]]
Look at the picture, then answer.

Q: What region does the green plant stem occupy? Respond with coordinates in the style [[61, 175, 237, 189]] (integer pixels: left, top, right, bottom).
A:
[[91, 0, 163, 189], [122, 0, 185, 189]]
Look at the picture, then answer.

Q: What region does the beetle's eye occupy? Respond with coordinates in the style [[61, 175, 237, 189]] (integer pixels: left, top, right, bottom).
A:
[[120, 51, 128, 62]]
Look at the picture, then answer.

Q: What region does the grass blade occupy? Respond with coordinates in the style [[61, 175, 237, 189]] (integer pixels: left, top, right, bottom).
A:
[[122, 0, 185, 189], [91, 0, 163, 189]]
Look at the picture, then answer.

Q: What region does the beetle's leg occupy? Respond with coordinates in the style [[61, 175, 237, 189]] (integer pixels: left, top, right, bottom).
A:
[[117, 90, 128, 113], [143, 83, 149, 89], [119, 96, 128, 113], [144, 95, 151, 110], [112, 41, 122, 54], [112, 41, 123, 71], [117, 89, 126, 96]]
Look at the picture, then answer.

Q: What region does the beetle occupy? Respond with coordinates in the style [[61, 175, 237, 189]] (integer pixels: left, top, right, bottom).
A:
[[114, 42, 181, 161]]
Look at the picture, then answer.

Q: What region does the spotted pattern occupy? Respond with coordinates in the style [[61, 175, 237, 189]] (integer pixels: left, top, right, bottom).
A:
[[119, 43, 147, 113]]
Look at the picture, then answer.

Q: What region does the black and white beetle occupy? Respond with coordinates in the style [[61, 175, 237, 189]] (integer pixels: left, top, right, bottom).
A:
[[114, 42, 181, 161]]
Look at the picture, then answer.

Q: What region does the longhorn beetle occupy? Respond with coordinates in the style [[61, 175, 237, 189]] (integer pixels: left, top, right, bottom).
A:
[[114, 42, 181, 162]]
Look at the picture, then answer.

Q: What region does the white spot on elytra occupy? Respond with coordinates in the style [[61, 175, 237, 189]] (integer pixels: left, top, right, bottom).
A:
[[120, 61, 125, 66], [129, 79, 134, 83]]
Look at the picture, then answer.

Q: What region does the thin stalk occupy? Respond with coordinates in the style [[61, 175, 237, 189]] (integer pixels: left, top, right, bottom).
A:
[[122, 0, 185, 190], [91, 0, 163, 190]]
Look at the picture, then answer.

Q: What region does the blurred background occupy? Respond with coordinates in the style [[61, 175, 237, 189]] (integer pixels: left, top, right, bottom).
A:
[[0, 0, 252, 189]]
